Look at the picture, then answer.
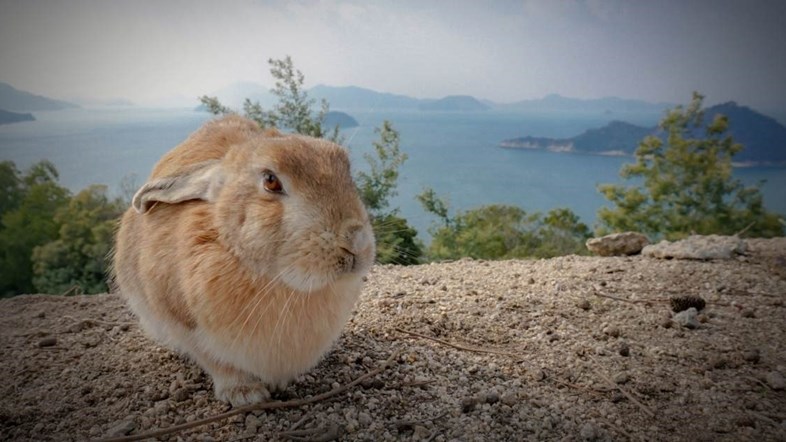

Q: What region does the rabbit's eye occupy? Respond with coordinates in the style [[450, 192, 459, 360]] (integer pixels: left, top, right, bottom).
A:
[[262, 172, 283, 193]]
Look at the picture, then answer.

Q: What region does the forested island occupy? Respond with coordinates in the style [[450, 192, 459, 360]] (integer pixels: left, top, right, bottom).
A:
[[501, 102, 786, 166], [0, 108, 34, 125]]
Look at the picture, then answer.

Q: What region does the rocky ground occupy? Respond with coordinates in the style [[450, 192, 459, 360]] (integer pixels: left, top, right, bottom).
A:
[[1, 237, 785, 442]]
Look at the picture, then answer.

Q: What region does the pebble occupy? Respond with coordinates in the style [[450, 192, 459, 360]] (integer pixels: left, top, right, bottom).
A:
[[766, 371, 785, 390], [461, 397, 477, 413], [531, 369, 546, 381], [500, 392, 517, 406], [742, 349, 760, 364], [603, 326, 621, 338], [244, 414, 259, 434], [358, 411, 372, 426], [37, 336, 57, 347], [577, 299, 591, 311], [673, 308, 700, 329], [107, 419, 136, 437], [741, 309, 756, 318], [619, 342, 630, 357], [172, 387, 191, 402], [580, 422, 599, 440], [614, 372, 630, 384], [485, 392, 500, 404]]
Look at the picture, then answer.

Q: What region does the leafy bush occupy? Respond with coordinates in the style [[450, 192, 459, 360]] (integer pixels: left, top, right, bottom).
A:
[[32, 185, 123, 295], [418, 189, 590, 260], [598, 92, 784, 239], [0, 161, 70, 295]]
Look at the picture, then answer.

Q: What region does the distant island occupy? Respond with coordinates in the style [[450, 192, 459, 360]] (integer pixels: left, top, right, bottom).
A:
[[323, 111, 359, 129], [501, 102, 786, 166], [209, 82, 677, 116], [419, 95, 490, 112], [0, 82, 79, 112], [0, 108, 35, 125], [194, 105, 359, 130]]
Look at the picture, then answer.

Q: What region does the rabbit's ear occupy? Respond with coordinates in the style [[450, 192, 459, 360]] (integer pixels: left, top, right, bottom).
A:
[[133, 160, 223, 213]]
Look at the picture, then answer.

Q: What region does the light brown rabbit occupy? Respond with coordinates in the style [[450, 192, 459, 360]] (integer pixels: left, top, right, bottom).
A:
[[113, 115, 375, 406]]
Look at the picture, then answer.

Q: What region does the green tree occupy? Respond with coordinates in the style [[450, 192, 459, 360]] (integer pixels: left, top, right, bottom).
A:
[[31, 185, 123, 295], [418, 189, 590, 261], [200, 56, 423, 264], [0, 161, 70, 296], [355, 121, 406, 214], [597, 92, 784, 239], [0, 161, 24, 217], [199, 56, 340, 142]]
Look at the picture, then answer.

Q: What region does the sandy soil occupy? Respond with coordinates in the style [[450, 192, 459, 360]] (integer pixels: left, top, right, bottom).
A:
[[1, 238, 785, 441]]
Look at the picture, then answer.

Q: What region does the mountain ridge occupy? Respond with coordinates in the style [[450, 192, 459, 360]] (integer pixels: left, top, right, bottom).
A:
[[501, 102, 786, 166], [0, 108, 35, 125], [0, 82, 79, 112]]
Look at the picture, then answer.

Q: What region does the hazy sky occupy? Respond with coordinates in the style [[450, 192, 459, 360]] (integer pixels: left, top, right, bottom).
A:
[[1, 0, 785, 110]]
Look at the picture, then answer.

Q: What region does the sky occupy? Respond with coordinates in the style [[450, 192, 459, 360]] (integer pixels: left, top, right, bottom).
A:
[[1, 0, 785, 111]]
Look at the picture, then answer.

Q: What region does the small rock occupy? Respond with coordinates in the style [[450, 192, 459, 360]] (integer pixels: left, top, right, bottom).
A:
[[673, 308, 700, 329], [358, 412, 372, 426], [742, 349, 760, 364], [580, 422, 599, 440], [153, 400, 170, 414], [642, 235, 746, 260], [500, 392, 517, 406], [709, 356, 729, 370], [586, 232, 649, 256], [531, 369, 546, 381], [107, 419, 136, 437], [245, 414, 259, 434], [412, 425, 429, 438], [37, 336, 57, 347], [460, 397, 477, 413], [577, 299, 591, 311], [603, 326, 621, 338], [35, 311, 46, 319], [614, 372, 630, 384], [172, 387, 191, 402], [528, 277, 536, 284], [485, 392, 500, 404], [766, 371, 785, 390], [741, 309, 756, 318], [618, 342, 630, 357]]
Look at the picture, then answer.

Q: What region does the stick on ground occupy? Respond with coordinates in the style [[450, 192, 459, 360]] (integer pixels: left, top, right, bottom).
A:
[[96, 350, 401, 442]]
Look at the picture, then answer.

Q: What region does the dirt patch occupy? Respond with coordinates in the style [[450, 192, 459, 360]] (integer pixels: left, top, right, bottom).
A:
[[2, 238, 785, 441]]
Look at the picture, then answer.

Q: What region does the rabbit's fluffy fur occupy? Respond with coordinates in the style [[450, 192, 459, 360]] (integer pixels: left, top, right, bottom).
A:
[[114, 116, 375, 405]]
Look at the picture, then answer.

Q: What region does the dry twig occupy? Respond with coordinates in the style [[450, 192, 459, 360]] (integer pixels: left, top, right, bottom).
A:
[[390, 410, 449, 429], [588, 356, 655, 418], [95, 350, 400, 442], [394, 328, 523, 359]]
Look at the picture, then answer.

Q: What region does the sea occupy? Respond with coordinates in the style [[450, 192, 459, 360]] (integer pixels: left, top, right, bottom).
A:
[[1, 107, 784, 241]]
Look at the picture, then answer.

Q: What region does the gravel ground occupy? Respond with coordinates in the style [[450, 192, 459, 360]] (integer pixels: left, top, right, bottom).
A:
[[1, 237, 785, 442]]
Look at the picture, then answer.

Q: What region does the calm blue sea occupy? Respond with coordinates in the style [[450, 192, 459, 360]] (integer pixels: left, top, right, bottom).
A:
[[1, 107, 784, 240]]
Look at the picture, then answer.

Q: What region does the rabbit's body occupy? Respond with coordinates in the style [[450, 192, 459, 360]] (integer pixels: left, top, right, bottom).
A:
[[114, 116, 374, 405]]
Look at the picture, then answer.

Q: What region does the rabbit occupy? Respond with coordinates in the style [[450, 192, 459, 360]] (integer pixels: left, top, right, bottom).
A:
[[113, 115, 375, 406]]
